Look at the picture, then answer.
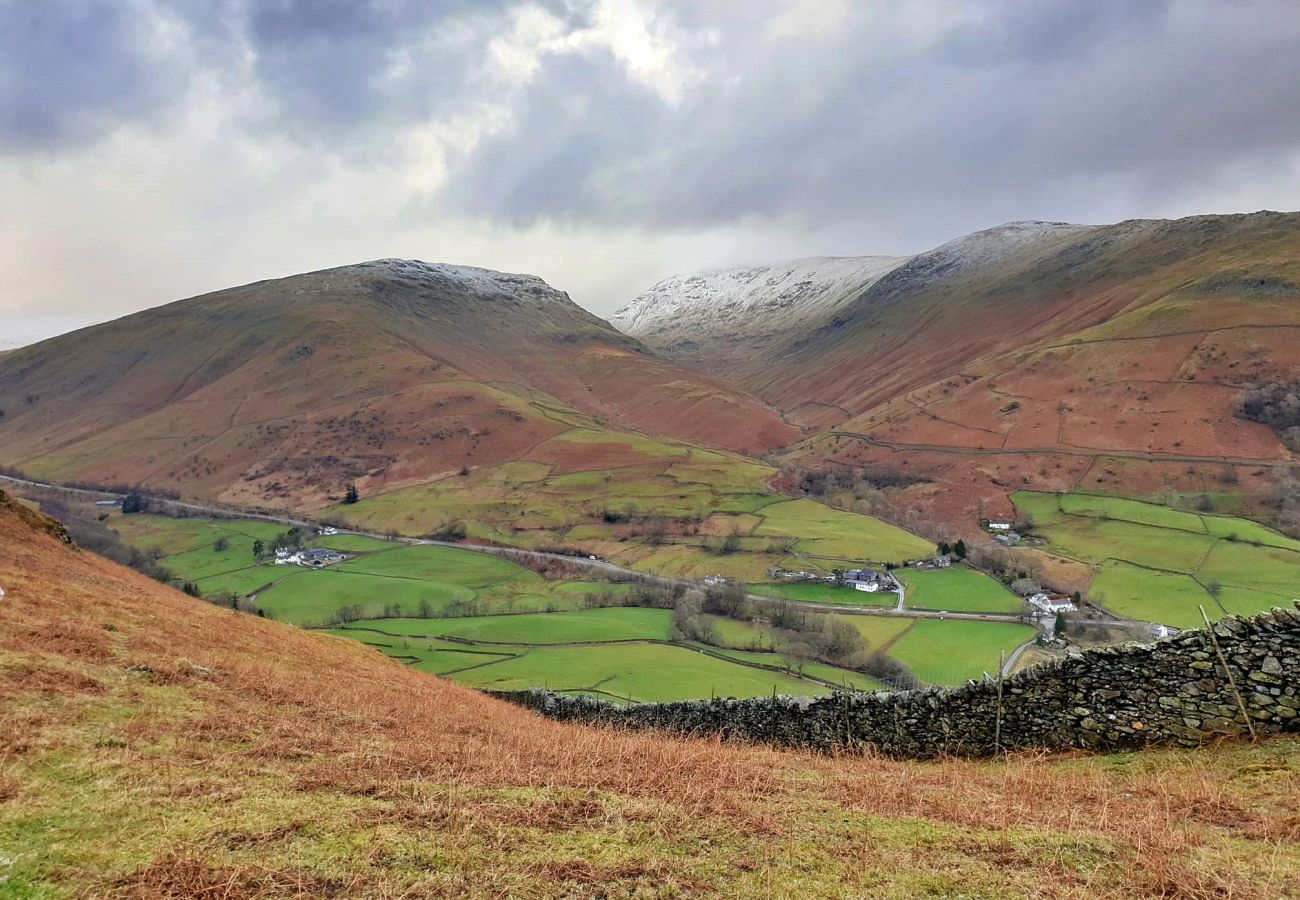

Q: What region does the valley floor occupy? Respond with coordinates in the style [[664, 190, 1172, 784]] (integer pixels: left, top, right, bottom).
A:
[[2, 503, 1298, 898]]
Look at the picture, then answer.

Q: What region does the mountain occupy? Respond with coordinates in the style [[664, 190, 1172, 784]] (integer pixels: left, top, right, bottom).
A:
[[0, 259, 797, 507], [774, 213, 1300, 524], [3, 491, 1295, 896], [609, 255, 907, 371], [612, 213, 1300, 527]]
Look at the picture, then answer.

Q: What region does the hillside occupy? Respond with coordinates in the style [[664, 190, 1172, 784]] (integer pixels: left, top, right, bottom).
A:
[[779, 213, 1300, 525], [610, 255, 906, 373], [610, 213, 1299, 528], [0, 259, 797, 508], [2, 492, 1298, 896]]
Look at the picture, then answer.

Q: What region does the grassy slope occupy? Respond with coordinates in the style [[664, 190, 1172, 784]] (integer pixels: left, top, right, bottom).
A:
[[896, 565, 1025, 613], [1013, 491, 1300, 625], [3, 495, 1298, 897], [887, 620, 1038, 686]]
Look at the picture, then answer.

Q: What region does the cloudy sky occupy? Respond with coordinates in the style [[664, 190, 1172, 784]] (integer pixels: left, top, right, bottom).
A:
[[4, 0, 1300, 345]]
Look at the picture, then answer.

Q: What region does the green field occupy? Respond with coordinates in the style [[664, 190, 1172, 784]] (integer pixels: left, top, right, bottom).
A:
[[750, 581, 896, 607], [896, 566, 1024, 614], [340, 608, 674, 644], [1013, 491, 1299, 625], [1087, 561, 1214, 629], [450, 642, 830, 701], [110, 512, 1016, 699], [753, 499, 934, 563], [887, 620, 1038, 686], [841, 616, 915, 651]]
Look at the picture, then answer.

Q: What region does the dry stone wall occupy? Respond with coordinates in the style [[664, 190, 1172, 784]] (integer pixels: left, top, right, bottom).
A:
[[494, 607, 1300, 757]]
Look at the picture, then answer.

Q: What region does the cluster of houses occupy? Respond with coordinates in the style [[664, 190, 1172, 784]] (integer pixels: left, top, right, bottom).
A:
[[1026, 591, 1076, 614], [275, 547, 345, 568], [841, 568, 898, 593], [986, 520, 1027, 545]]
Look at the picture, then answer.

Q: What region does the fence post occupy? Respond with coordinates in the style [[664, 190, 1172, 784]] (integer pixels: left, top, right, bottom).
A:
[[994, 648, 1006, 753], [1199, 606, 1256, 742]]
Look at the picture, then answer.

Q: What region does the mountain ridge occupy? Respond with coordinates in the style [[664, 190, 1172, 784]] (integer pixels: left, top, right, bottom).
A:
[[0, 259, 798, 507]]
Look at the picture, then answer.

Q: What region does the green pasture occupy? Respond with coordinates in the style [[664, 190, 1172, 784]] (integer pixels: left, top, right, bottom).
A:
[[1087, 561, 1214, 629], [320, 630, 513, 675], [194, 566, 282, 597], [1012, 490, 1299, 625], [338, 545, 528, 588], [317, 533, 395, 552], [897, 566, 1024, 613], [753, 499, 933, 563], [751, 581, 896, 607], [449, 642, 829, 701], [340, 608, 673, 645], [257, 570, 470, 625], [886, 620, 1037, 686], [840, 616, 914, 651]]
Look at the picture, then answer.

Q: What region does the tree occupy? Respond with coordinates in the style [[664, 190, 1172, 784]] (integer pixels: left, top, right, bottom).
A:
[[1010, 577, 1040, 597], [121, 493, 145, 515], [252, 539, 265, 558], [937, 541, 951, 556], [344, 483, 360, 504], [213, 536, 229, 552], [953, 539, 967, 559], [1206, 579, 1222, 599]]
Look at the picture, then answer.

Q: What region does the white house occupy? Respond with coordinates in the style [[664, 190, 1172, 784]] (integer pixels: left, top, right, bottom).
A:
[[1027, 592, 1075, 614], [844, 569, 894, 593], [987, 521, 1012, 531]]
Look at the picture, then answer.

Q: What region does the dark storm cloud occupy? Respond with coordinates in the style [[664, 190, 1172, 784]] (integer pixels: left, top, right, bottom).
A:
[[4, 0, 1300, 250], [240, 0, 515, 135], [440, 0, 1300, 244], [0, 0, 189, 151], [0, 0, 555, 151]]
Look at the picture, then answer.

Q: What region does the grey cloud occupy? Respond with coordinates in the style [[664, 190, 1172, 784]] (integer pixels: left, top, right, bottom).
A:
[[441, 0, 1300, 247], [0, 0, 191, 151], [0, 0, 563, 153]]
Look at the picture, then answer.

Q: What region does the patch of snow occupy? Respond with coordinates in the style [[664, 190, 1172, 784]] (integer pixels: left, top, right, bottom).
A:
[[610, 255, 909, 339], [922, 221, 1095, 272], [345, 258, 568, 306]]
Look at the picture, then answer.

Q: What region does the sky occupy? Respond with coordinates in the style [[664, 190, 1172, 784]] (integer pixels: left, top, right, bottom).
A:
[[4, 0, 1300, 346]]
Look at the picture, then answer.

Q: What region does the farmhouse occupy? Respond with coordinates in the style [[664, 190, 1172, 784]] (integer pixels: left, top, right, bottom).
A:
[[843, 568, 894, 593], [301, 548, 345, 567], [994, 531, 1021, 545], [987, 521, 1012, 531], [931, 554, 951, 568], [1027, 592, 1075, 614]]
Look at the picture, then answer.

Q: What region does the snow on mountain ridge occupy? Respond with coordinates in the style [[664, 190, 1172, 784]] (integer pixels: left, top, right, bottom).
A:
[[925, 221, 1096, 269], [345, 258, 567, 305], [610, 255, 908, 339]]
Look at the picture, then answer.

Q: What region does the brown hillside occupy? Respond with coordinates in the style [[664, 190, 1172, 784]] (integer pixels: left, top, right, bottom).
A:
[[768, 213, 1300, 524], [2, 492, 1298, 896], [0, 260, 796, 507]]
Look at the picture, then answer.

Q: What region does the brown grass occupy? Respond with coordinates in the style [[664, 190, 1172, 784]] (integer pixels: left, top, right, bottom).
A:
[[2, 497, 1297, 897]]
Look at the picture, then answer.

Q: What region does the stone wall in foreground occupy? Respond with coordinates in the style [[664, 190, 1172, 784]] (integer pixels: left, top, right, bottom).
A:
[[493, 606, 1300, 757]]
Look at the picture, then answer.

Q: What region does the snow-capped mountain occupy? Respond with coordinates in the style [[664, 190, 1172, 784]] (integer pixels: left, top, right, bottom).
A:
[[347, 259, 569, 305], [609, 255, 908, 356]]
